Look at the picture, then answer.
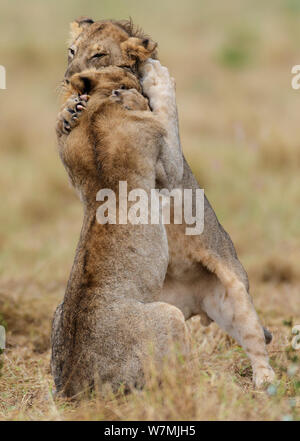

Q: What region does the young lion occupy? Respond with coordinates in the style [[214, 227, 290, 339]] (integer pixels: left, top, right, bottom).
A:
[[51, 63, 190, 397], [56, 17, 275, 388]]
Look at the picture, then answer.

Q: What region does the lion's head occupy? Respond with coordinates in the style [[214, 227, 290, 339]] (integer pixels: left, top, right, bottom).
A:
[[64, 17, 157, 82]]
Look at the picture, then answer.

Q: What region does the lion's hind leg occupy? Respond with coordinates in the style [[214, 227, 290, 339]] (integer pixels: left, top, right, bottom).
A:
[[139, 301, 191, 361], [197, 255, 275, 388], [113, 301, 191, 391]]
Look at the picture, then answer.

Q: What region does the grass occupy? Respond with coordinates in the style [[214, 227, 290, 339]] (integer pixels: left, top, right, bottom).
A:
[[0, 0, 299, 420]]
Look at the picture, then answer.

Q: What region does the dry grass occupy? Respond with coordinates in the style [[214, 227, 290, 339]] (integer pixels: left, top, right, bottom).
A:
[[0, 0, 299, 420]]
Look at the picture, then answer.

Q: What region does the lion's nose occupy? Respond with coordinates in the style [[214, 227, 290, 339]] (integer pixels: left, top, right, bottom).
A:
[[112, 90, 120, 97], [64, 62, 82, 84]]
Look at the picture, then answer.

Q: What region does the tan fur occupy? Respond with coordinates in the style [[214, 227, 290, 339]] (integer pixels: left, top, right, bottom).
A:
[[55, 18, 275, 388], [52, 64, 189, 397], [64, 18, 157, 83]]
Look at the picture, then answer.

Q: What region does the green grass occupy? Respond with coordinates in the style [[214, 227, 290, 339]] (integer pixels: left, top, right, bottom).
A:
[[0, 0, 299, 420]]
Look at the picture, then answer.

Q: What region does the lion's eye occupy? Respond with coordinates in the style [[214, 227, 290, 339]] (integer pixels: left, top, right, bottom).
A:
[[68, 47, 75, 59], [91, 52, 107, 59], [120, 84, 127, 90]]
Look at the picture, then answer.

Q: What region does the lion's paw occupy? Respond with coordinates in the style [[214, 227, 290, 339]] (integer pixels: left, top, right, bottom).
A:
[[140, 59, 175, 112], [109, 88, 148, 111], [56, 94, 89, 137], [253, 366, 276, 388]]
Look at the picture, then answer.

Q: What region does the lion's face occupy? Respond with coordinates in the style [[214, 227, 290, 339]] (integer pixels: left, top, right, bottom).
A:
[[64, 18, 157, 83]]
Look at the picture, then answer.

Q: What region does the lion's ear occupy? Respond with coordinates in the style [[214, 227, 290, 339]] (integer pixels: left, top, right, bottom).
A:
[[70, 71, 97, 95], [69, 17, 94, 42], [121, 37, 157, 65]]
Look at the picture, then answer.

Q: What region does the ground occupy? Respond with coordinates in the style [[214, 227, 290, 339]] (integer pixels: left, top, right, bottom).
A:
[[0, 0, 299, 420]]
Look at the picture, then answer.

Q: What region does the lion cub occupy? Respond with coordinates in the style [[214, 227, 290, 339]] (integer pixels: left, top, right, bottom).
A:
[[56, 17, 275, 388], [51, 64, 190, 397]]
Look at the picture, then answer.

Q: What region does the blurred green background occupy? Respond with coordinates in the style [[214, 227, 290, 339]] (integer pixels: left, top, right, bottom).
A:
[[0, 0, 300, 420], [2, 0, 300, 275], [1, 0, 300, 279]]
